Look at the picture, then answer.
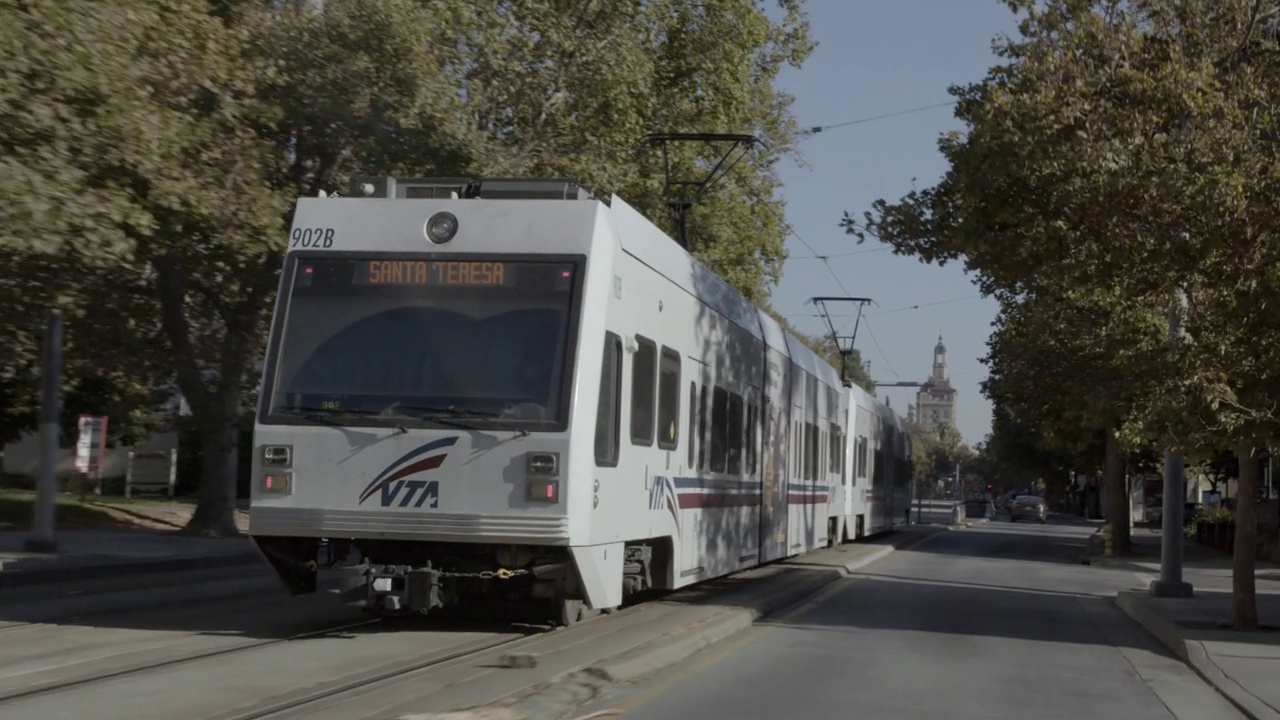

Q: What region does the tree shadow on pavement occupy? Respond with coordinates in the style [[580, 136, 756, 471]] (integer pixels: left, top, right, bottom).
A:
[[0, 578, 522, 638], [755, 571, 1153, 649], [903, 521, 1097, 567]]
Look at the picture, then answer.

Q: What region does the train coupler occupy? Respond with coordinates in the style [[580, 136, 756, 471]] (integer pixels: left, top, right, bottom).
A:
[[336, 563, 444, 614]]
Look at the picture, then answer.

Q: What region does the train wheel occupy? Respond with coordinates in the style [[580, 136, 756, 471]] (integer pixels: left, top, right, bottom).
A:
[[559, 599, 585, 626]]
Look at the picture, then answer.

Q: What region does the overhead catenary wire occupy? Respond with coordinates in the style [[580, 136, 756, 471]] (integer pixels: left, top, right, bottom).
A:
[[783, 224, 900, 379], [790, 294, 984, 320], [802, 100, 959, 136], [789, 246, 893, 261]]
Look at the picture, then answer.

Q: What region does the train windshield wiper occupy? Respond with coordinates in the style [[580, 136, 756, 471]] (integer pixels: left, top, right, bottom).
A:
[[388, 404, 530, 437]]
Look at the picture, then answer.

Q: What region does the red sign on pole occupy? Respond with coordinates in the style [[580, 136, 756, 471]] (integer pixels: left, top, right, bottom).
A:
[[74, 415, 109, 476]]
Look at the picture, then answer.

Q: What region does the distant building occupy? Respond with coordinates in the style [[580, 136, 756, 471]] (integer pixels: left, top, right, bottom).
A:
[[913, 334, 957, 431]]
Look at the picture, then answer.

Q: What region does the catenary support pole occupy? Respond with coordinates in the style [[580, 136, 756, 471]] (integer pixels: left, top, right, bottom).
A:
[[25, 309, 62, 553], [1150, 293, 1193, 598]]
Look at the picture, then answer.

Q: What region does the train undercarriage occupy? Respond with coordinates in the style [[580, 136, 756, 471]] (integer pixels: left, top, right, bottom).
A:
[[252, 535, 662, 626]]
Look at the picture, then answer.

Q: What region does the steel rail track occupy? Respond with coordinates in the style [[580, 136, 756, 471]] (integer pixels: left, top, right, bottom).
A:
[[0, 616, 383, 705], [217, 632, 535, 720]]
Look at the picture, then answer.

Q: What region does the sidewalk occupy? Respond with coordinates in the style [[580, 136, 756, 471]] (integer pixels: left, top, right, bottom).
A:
[[1097, 527, 1280, 720], [0, 530, 264, 590], [1083, 526, 1280, 577], [1118, 590, 1280, 720]]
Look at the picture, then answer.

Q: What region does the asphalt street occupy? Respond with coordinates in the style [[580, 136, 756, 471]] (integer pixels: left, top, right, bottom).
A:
[[582, 517, 1246, 720]]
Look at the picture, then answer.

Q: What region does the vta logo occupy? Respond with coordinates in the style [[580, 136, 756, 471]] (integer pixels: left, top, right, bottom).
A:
[[358, 436, 458, 508]]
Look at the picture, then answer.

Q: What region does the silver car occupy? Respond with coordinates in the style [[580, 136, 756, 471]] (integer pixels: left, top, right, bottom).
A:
[[1009, 495, 1047, 523]]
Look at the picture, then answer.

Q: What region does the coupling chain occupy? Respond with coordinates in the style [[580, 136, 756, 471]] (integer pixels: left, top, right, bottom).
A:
[[440, 568, 529, 580]]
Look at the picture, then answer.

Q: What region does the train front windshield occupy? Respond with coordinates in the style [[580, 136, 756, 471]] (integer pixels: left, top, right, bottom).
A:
[[263, 256, 581, 432]]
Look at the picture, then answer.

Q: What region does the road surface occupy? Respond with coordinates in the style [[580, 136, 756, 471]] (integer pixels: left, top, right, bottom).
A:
[[585, 518, 1244, 720]]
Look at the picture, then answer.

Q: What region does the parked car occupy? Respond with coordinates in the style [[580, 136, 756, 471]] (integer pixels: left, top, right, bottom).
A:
[[1010, 495, 1047, 523]]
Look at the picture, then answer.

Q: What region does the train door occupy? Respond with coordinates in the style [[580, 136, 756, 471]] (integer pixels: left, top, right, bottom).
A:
[[683, 364, 712, 575], [759, 348, 790, 563], [880, 422, 893, 531]]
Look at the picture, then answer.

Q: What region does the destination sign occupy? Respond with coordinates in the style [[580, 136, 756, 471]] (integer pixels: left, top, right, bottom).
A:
[[355, 260, 514, 287]]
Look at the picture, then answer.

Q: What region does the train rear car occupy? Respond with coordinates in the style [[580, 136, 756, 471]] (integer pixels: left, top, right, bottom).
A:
[[843, 384, 877, 539]]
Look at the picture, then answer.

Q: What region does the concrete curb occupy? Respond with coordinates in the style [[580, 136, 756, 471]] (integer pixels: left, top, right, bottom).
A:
[[1115, 591, 1279, 720], [589, 528, 943, 683], [0, 551, 267, 590], [1078, 527, 1104, 565], [949, 518, 991, 530]]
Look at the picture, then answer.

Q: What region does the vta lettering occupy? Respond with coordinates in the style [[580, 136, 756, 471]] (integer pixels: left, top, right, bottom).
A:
[[379, 479, 439, 508]]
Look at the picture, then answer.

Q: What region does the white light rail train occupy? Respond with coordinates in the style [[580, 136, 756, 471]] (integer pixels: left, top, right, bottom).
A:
[[248, 176, 914, 626]]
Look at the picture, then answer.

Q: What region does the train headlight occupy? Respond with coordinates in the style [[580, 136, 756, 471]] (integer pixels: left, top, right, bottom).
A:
[[261, 471, 292, 495], [526, 452, 559, 476], [425, 212, 458, 244], [262, 445, 292, 468]]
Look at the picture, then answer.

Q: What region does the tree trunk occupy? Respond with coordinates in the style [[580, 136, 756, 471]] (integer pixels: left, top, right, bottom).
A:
[[154, 255, 261, 538], [1233, 444, 1259, 630], [1104, 425, 1130, 555], [183, 386, 242, 537]]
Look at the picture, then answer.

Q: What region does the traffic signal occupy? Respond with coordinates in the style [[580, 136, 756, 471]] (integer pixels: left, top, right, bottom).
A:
[[986, 483, 993, 491]]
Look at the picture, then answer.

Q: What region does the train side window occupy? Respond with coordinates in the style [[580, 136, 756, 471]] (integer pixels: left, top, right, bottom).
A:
[[747, 399, 757, 474], [746, 401, 757, 475], [797, 421, 804, 477], [687, 382, 697, 468], [841, 433, 849, 485], [788, 421, 794, 475], [827, 430, 834, 476], [820, 430, 827, 480], [698, 385, 709, 470], [656, 347, 681, 451], [810, 423, 819, 481], [829, 423, 840, 474], [809, 423, 819, 481], [792, 422, 799, 477], [817, 429, 823, 482], [727, 391, 744, 475], [594, 332, 622, 467], [710, 386, 729, 473], [800, 422, 808, 481], [630, 335, 657, 446]]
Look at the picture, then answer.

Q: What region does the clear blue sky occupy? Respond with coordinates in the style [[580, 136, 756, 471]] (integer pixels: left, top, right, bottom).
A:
[[769, 1, 1020, 446]]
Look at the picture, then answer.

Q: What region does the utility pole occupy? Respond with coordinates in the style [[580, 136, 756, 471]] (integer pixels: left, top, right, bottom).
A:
[[952, 461, 964, 524], [1150, 290, 1193, 598], [26, 305, 63, 553]]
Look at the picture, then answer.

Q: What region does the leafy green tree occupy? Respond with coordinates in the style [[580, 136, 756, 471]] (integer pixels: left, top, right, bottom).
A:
[[1, 0, 816, 537], [843, 0, 1280, 627], [980, 288, 1168, 553], [0, 255, 173, 450], [984, 406, 1069, 486], [908, 420, 972, 496], [436, 0, 814, 299]]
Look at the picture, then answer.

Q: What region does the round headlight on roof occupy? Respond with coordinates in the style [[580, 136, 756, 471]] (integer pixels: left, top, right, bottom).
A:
[[425, 212, 458, 244]]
